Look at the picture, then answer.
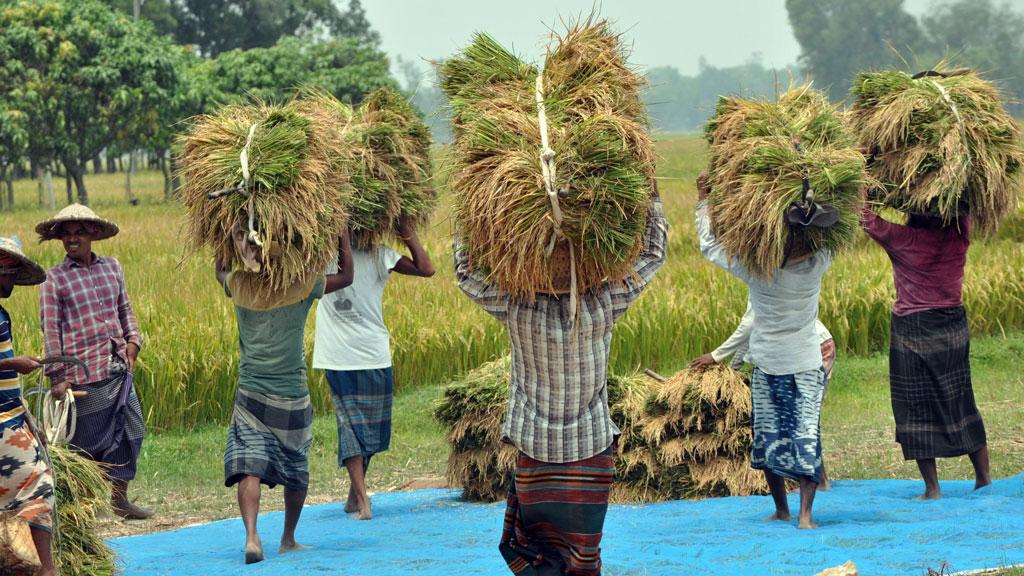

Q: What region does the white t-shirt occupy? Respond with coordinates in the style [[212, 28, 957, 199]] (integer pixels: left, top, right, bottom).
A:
[[312, 247, 402, 371]]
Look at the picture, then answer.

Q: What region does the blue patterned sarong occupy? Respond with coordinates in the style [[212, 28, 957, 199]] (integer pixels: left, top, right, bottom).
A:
[[326, 368, 393, 465], [750, 367, 825, 483]]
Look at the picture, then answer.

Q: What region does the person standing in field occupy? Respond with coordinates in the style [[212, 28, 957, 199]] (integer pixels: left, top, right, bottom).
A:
[[312, 215, 435, 521], [0, 236, 57, 576], [456, 190, 667, 576], [861, 206, 989, 499], [218, 227, 354, 565], [36, 204, 152, 520], [690, 299, 837, 489], [695, 173, 830, 529]]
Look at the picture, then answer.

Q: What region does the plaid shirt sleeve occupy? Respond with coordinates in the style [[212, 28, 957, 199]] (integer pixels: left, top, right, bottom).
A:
[[39, 275, 66, 383], [609, 200, 668, 320], [113, 258, 142, 347], [453, 238, 509, 322]]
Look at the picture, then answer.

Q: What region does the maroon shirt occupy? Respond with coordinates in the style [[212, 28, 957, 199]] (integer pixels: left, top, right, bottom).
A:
[[861, 207, 970, 316]]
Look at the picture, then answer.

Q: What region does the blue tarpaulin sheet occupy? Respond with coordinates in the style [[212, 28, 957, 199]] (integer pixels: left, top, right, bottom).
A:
[[111, 474, 1024, 575]]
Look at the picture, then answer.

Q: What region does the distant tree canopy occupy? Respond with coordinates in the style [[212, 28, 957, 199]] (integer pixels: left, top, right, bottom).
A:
[[787, 0, 1024, 111], [104, 0, 379, 56]]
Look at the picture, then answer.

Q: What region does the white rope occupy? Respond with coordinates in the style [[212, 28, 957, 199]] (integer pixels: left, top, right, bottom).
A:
[[929, 79, 963, 127], [534, 74, 577, 322], [239, 124, 263, 248], [42, 391, 76, 445]]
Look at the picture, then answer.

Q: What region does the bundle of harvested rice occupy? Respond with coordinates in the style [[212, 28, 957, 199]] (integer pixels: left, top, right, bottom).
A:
[[640, 365, 767, 498], [704, 86, 866, 278], [178, 98, 348, 292], [439, 17, 655, 298], [346, 87, 435, 248], [850, 67, 1024, 232], [49, 444, 117, 576], [434, 357, 658, 502]]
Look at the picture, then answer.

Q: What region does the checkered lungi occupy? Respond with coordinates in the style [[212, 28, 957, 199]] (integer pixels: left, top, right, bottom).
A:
[[69, 371, 145, 481], [224, 387, 313, 490]]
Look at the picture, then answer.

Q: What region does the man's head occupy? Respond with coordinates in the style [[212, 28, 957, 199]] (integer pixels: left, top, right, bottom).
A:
[[58, 221, 98, 262], [0, 236, 46, 296]]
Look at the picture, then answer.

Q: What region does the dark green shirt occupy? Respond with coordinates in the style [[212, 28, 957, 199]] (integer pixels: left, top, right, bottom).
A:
[[233, 279, 325, 398]]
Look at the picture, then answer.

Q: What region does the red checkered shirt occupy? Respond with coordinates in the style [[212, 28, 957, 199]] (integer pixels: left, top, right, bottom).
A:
[[40, 254, 142, 385]]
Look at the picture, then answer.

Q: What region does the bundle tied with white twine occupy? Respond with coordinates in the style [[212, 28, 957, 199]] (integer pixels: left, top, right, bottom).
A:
[[440, 16, 656, 303]]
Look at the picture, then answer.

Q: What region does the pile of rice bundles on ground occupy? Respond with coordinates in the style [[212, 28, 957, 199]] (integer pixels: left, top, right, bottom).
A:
[[178, 98, 348, 292], [435, 358, 766, 502], [50, 444, 117, 576], [850, 67, 1024, 232], [704, 86, 866, 278], [439, 17, 655, 298]]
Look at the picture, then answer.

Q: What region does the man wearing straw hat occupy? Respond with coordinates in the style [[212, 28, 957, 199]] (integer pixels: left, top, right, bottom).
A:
[[456, 191, 667, 576], [0, 236, 56, 576], [217, 226, 355, 565], [36, 204, 152, 520]]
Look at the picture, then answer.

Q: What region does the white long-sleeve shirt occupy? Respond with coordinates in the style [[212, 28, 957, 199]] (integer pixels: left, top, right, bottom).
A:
[[697, 200, 831, 375], [712, 300, 833, 366]]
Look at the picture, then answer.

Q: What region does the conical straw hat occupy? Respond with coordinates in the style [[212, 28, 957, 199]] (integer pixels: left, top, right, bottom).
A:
[[0, 236, 46, 286], [35, 203, 119, 242]]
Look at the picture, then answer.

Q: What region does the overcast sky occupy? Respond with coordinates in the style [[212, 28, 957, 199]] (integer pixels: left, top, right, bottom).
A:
[[362, 0, 936, 77]]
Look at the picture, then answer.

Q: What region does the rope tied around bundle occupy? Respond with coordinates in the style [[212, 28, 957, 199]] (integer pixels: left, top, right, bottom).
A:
[[534, 73, 578, 323]]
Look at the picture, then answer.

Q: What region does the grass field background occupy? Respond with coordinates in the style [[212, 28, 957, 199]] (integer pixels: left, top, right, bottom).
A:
[[2, 136, 1022, 431]]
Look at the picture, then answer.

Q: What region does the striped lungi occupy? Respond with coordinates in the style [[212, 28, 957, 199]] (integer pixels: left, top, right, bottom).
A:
[[499, 447, 614, 576], [0, 422, 54, 531], [69, 371, 145, 481], [750, 367, 825, 483], [326, 368, 393, 465], [224, 387, 312, 490], [890, 306, 986, 460]]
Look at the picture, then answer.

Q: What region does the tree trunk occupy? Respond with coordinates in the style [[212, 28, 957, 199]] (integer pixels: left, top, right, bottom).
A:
[[35, 165, 43, 208], [161, 149, 172, 201], [5, 170, 13, 211], [65, 167, 73, 205], [125, 150, 138, 204], [93, 153, 102, 174], [0, 165, 5, 211], [44, 168, 55, 210], [71, 163, 89, 205], [107, 154, 116, 174], [170, 153, 181, 199]]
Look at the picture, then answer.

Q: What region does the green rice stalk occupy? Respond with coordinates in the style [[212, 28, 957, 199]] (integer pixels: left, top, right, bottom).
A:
[[850, 66, 1024, 232], [439, 16, 654, 298], [704, 86, 866, 279], [49, 444, 117, 576]]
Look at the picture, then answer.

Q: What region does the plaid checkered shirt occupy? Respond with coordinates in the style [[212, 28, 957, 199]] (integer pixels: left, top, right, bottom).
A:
[[40, 255, 141, 385], [455, 201, 667, 463]]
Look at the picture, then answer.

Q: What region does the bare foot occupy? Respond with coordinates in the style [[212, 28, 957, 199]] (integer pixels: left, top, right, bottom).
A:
[[797, 516, 818, 529], [818, 479, 832, 492], [766, 511, 791, 522], [975, 479, 992, 490], [279, 542, 312, 554], [357, 496, 372, 521], [244, 538, 264, 565], [344, 486, 358, 514], [916, 489, 942, 501]]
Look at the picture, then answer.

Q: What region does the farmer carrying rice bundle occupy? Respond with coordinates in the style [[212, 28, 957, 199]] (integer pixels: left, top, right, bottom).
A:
[[445, 16, 667, 574], [699, 86, 865, 529], [850, 67, 1024, 233]]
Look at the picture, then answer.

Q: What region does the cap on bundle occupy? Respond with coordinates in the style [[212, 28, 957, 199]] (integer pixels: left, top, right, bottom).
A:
[[35, 204, 119, 242], [0, 236, 47, 286]]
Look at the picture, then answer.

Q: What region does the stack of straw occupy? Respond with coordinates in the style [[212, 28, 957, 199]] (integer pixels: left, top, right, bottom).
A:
[[49, 444, 117, 576], [435, 359, 767, 502], [704, 86, 866, 278], [178, 98, 349, 292], [439, 17, 655, 298], [850, 67, 1024, 232]]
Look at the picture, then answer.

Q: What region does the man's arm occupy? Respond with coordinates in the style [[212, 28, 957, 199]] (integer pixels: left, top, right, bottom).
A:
[[0, 356, 40, 374], [453, 237, 508, 321], [325, 232, 354, 295], [114, 260, 142, 371], [861, 205, 902, 248], [696, 200, 752, 283], [392, 215, 435, 277], [712, 302, 754, 362], [609, 198, 668, 320]]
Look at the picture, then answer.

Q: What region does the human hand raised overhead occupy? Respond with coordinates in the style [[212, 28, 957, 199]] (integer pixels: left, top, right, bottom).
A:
[[696, 171, 711, 201]]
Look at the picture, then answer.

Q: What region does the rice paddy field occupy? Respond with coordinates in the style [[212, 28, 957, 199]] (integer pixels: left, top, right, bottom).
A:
[[1, 135, 1023, 431]]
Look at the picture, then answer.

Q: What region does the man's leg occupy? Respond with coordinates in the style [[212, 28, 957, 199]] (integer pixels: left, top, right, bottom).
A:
[[112, 478, 153, 520], [916, 458, 941, 500], [764, 470, 790, 521], [968, 445, 992, 489], [797, 477, 819, 529], [30, 526, 54, 576], [280, 487, 311, 553], [344, 455, 372, 520], [237, 476, 264, 564]]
